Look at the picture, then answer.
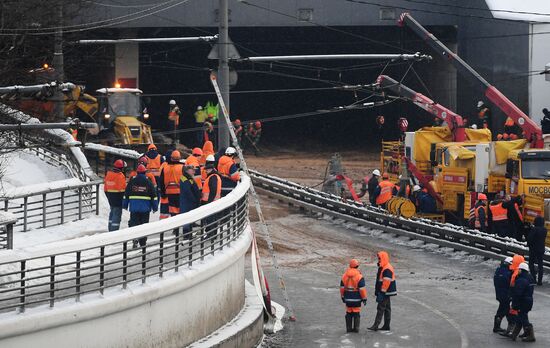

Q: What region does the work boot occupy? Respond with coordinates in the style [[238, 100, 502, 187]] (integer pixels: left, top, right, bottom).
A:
[[367, 323, 379, 331], [521, 324, 536, 342], [345, 314, 353, 333], [493, 316, 504, 333], [499, 322, 514, 337], [510, 324, 522, 341], [352, 313, 360, 333], [379, 316, 391, 331]]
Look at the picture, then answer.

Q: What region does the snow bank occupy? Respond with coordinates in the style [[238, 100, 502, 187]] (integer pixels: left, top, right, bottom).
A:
[[84, 143, 141, 159], [485, 0, 550, 22]]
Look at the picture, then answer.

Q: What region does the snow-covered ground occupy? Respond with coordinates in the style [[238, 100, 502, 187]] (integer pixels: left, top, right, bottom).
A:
[[1, 151, 70, 191]]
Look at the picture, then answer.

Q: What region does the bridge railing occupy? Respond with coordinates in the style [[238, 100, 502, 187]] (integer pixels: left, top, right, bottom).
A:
[[0, 213, 16, 250], [0, 176, 250, 314]]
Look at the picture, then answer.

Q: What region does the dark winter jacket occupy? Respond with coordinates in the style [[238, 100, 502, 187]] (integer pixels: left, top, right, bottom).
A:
[[542, 110, 550, 134], [527, 216, 547, 256], [367, 176, 379, 204], [179, 173, 200, 214], [417, 191, 437, 213], [493, 262, 512, 302], [123, 173, 158, 213], [145, 149, 160, 162], [510, 271, 534, 312]]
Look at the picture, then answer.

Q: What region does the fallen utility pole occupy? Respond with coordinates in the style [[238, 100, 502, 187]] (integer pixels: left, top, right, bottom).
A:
[[0, 82, 77, 97], [76, 36, 218, 44], [210, 73, 296, 322], [242, 52, 432, 62], [0, 121, 96, 131]]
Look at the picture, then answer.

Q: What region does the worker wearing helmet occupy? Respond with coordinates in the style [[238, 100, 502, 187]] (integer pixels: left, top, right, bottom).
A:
[[145, 144, 162, 180], [217, 147, 241, 196], [340, 259, 367, 333], [200, 140, 215, 166], [364, 169, 380, 205], [476, 100, 492, 131], [104, 159, 127, 231], [368, 251, 396, 332], [129, 156, 157, 188], [508, 262, 536, 342], [474, 193, 488, 233], [373, 173, 395, 208], [158, 150, 172, 220], [246, 121, 262, 154], [233, 119, 243, 145], [493, 256, 513, 334], [168, 100, 181, 145], [123, 164, 158, 248], [194, 105, 207, 146], [185, 148, 204, 189], [488, 199, 510, 237], [159, 150, 184, 217], [179, 164, 201, 239]]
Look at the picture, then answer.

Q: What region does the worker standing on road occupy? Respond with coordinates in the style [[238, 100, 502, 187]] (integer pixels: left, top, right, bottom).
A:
[[368, 251, 397, 331], [367, 169, 380, 206], [503, 196, 524, 241], [340, 259, 367, 333], [502, 254, 526, 337], [509, 263, 536, 342], [168, 100, 181, 145], [159, 150, 184, 217], [374, 173, 395, 208], [540, 108, 550, 134], [493, 256, 513, 333], [194, 105, 207, 146], [527, 216, 547, 286], [474, 193, 488, 233], [104, 159, 127, 231], [217, 147, 241, 197], [158, 150, 172, 220], [185, 147, 204, 189], [145, 144, 162, 183], [179, 164, 201, 239], [123, 164, 158, 248], [488, 199, 509, 237]]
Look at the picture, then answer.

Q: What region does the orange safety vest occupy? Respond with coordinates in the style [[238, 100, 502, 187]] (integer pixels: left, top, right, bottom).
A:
[[514, 203, 524, 222], [147, 155, 161, 177], [104, 171, 126, 192], [490, 202, 508, 222], [474, 205, 487, 228], [376, 180, 395, 205], [185, 155, 203, 189], [163, 164, 183, 195], [202, 172, 221, 202], [217, 155, 241, 182]]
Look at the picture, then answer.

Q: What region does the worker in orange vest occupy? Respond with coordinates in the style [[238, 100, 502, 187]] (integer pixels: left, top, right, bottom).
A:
[[217, 146, 241, 197], [168, 100, 181, 145], [374, 173, 395, 208], [200, 140, 215, 166], [488, 199, 510, 237], [159, 150, 183, 217], [474, 193, 488, 233], [104, 159, 127, 231], [185, 147, 204, 189], [503, 196, 525, 241], [202, 158, 222, 242], [129, 156, 157, 188], [158, 150, 172, 219], [368, 251, 397, 332], [501, 254, 526, 338], [340, 259, 368, 333], [145, 144, 162, 182]]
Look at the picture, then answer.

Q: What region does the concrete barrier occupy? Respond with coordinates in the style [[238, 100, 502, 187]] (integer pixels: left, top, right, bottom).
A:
[[0, 226, 255, 348]]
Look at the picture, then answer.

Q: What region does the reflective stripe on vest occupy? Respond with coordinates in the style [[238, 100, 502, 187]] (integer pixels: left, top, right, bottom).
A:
[[376, 181, 394, 205], [147, 155, 161, 176], [163, 164, 183, 195], [490, 203, 507, 221], [514, 203, 524, 222]]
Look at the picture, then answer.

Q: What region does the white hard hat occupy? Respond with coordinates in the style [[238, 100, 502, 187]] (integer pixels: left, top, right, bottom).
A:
[[504, 257, 513, 264], [169, 100, 176, 105], [206, 154, 215, 162], [413, 185, 421, 192], [470, 124, 478, 129], [398, 175, 402, 179], [519, 262, 529, 271], [197, 106, 203, 110], [372, 169, 381, 176], [225, 147, 237, 155], [477, 101, 484, 108]]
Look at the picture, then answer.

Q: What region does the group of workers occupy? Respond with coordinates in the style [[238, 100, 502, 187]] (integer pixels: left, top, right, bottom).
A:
[[340, 252, 397, 333], [104, 141, 242, 247], [493, 254, 537, 342]]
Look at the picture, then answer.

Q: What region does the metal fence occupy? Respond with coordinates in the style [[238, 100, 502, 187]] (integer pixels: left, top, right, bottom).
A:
[[0, 213, 16, 250], [0, 177, 250, 314]]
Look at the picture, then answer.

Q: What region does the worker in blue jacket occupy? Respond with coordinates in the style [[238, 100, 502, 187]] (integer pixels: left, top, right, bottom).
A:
[[123, 164, 158, 248], [508, 262, 536, 342], [493, 256, 513, 333], [179, 164, 201, 239], [417, 189, 437, 213]]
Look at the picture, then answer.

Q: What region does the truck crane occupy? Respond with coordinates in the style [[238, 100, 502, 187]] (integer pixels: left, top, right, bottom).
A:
[[398, 12, 544, 149]]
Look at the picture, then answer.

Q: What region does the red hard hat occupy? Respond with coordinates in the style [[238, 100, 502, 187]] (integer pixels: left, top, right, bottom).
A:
[[138, 156, 148, 165], [234, 119, 241, 126], [192, 147, 203, 156], [137, 164, 147, 173], [478, 193, 488, 201], [349, 259, 359, 268], [255, 121, 261, 128], [114, 159, 126, 169], [171, 150, 181, 161]]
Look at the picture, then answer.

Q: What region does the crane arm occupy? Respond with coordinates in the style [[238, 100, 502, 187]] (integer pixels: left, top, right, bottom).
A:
[[398, 12, 543, 148], [376, 74, 466, 141]]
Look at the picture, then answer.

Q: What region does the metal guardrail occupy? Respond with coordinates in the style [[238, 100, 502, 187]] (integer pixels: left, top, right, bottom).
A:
[[250, 170, 550, 271], [0, 176, 250, 314], [0, 213, 16, 250]]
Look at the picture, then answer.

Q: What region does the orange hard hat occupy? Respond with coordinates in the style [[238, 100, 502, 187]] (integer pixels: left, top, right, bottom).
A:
[[478, 193, 487, 201], [382, 172, 389, 179], [505, 117, 514, 127], [192, 147, 203, 156], [171, 150, 181, 161], [137, 164, 147, 173], [503, 133, 509, 140], [148, 144, 157, 151], [349, 259, 359, 268], [510, 134, 518, 140], [497, 134, 503, 140]]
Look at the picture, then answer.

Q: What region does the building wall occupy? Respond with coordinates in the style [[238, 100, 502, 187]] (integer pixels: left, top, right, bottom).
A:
[[529, 23, 550, 125]]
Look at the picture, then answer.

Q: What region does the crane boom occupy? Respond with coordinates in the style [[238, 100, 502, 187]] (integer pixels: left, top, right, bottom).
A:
[[398, 12, 544, 148], [376, 74, 466, 141]]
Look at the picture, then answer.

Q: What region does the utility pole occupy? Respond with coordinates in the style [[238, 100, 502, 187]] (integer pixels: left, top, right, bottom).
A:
[[52, 2, 65, 122], [217, 0, 230, 149]]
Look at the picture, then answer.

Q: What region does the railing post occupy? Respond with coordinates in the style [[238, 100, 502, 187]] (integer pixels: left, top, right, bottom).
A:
[[200, 223, 205, 261], [49, 256, 55, 307], [100, 246, 105, 294], [76, 251, 81, 302], [159, 232, 164, 278], [60, 190, 65, 224], [188, 229, 193, 267], [122, 241, 128, 289], [78, 188, 83, 220], [174, 233, 180, 272], [42, 193, 47, 228], [95, 184, 100, 215], [19, 260, 26, 313], [23, 197, 28, 232], [141, 244, 147, 284], [7, 223, 13, 250], [3, 200, 7, 212]]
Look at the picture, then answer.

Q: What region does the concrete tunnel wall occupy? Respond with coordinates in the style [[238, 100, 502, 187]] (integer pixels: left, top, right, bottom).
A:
[[0, 227, 253, 348]]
